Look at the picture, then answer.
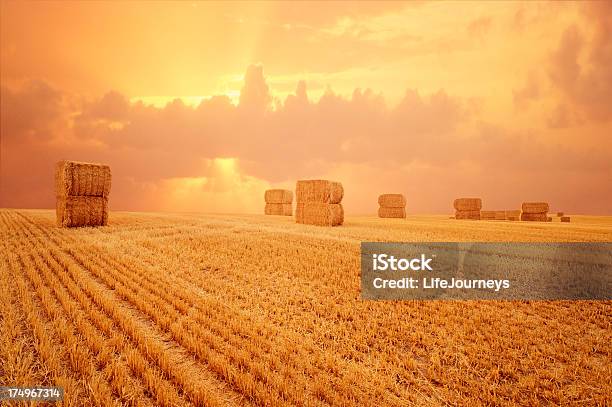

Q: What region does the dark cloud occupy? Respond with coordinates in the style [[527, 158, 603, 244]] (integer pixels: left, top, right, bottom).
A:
[[1, 64, 610, 213]]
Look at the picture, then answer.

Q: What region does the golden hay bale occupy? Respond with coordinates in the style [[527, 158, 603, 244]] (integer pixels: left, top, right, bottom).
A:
[[378, 194, 406, 208], [507, 216, 519, 221], [453, 198, 482, 211], [264, 203, 292, 216], [505, 210, 521, 219], [547, 217, 553, 222], [455, 210, 481, 220], [55, 160, 112, 197], [520, 213, 548, 222], [378, 207, 406, 218], [521, 202, 549, 214], [296, 180, 343, 204], [557, 212, 564, 217], [264, 189, 293, 204], [561, 216, 571, 222], [295, 203, 344, 226], [480, 210, 497, 220], [56, 196, 108, 228]]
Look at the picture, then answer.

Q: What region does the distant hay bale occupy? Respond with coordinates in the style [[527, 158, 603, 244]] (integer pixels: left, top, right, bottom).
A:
[[296, 180, 343, 204], [453, 198, 482, 211], [55, 160, 111, 228], [507, 216, 518, 221], [561, 216, 571, 222], [56, 196, 108, 228], [455, 210, 480, 220], [494, 211, 506, 220], [480, 211, 496, 220], [264, 203, 292, 216], [296, 203, 344, 226], [505, 210, 521, 219], [547, 217, 553, 222], [520, 213, 548, 222], [55, 160, 111, 197], [521, 202, 549, 214], [378, 194, 406, 208], [264, 189, 293, 204], [557, 212, 564, 217], [378, 207, 406, 218]]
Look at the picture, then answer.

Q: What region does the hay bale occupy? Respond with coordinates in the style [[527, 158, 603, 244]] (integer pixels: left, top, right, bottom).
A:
[[557, 212, 564, 217], [453, 198, 482, 211], [481, 210, 496, 220], [264, 189, 293, 204], [296, 203, 344, 226], [55, 160, 111, 197], [378, 207, 406, 218], [378, 194, 406, 208], [505, 210, 521, 219], [264, 203, 292, 216], [494, 211, 506, 220], [547, 217, 553, 222], [561, 216, 571, 222], [507, 216, 518, 221], [296, 180, 343, 204], [56, 196, 108, 228], [455, 210, 480, 220], [521, 202, 549, 214], [520, 213, 548, 222]]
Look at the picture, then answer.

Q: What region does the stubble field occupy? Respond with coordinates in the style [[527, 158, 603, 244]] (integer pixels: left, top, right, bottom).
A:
[[1, 208, 611, 406]]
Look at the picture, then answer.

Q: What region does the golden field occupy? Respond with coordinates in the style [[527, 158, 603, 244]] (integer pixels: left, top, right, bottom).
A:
[[1, 208, 611, 406]]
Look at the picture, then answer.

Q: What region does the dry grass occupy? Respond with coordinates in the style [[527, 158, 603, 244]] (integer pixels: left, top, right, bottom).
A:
[[1, 208, 611, 406]]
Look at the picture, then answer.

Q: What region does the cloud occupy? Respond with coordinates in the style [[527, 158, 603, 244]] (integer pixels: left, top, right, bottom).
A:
[[1, 64, 611, 214], [548, 4, 612, 122]]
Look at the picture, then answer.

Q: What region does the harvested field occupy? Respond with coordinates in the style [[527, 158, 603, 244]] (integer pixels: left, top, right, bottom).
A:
[[1, 208, 611, 406]]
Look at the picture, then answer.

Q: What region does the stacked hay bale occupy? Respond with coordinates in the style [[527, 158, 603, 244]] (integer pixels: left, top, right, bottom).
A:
[[55, 160, 111, 228], [561, 216, 571, 223], [520, 202, 549, 222], [378, 194, 406, 218], [453, 198, 481, 220], [295, 180, 344, 226], [557, 212, 564, 217], [505, 210, 521, 221], [480, 210, 496, 220], [264, 189, 293, 216]]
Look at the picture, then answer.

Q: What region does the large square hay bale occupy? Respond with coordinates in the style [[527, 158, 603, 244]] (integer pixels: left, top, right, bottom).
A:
[[264, 189, 293, 204], [480, 210, 496, 220], [55, 160, 112, 197], [520, 213, 548, 222], [453, 198, 482, 211], [505, 210, 521, 219], [378, 194, 406, 208], [378, 207, 406, 218], [264, 203, 292, 216], [296, 180, 343, 204], [521, 202, 549, 214], [455, 210, 481, 220], [295, 203, 344, 226], [561, 216, 571, 222], [56, 196, 108, 227]]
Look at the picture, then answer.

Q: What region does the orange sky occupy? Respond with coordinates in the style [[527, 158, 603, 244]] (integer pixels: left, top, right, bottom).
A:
[[1, 1, 611, 214]]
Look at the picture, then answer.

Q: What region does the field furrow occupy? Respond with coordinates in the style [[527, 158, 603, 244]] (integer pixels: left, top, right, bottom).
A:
[[2, 209, 610, 406]]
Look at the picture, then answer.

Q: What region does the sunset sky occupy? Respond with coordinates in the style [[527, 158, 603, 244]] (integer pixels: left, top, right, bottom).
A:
[[1, 1, 611, 214]]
